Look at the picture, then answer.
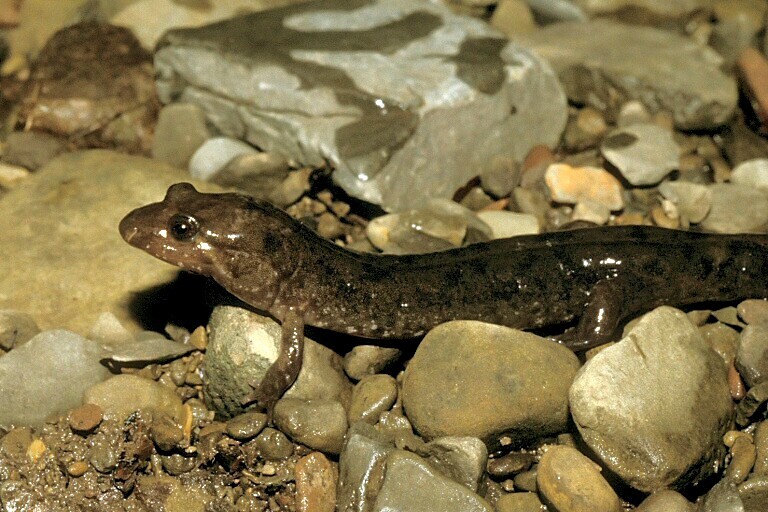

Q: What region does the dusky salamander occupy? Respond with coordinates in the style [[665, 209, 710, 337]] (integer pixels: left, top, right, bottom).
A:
[[119, 183, 768, 409]]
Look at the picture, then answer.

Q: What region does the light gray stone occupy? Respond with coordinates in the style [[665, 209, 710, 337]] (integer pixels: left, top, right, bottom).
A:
[[188, 137, 258, 180], [421, 436, 488, 492], [658, 180, 712, 224], [84, 373, 184, 423], [635, 489, 695, 512], [0, 310, 40, 351], [402, 321, 580, 448], [0, 330, 111, 427], [569, 307, 733, 492], [152, 103, 212, 169], [736, 325, 768, 388], [337, 423, 395, 512], [700, 184, 768, 234], [154, 0, 566, 211], [272, 397, 348, 454], [731, 159, 768, 193], [601, 124, 680, 186], [523, 19, 737, 130], [475, 210, 539, 239]]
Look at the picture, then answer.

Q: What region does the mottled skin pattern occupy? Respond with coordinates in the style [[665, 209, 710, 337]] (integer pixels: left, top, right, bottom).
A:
[[120, 183, 768, 409]]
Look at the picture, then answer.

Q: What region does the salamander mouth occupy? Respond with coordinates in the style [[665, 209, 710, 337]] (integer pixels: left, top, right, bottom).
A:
[[118, 215, 140, 245]]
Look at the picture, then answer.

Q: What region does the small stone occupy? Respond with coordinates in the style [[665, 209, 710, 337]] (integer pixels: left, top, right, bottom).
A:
[[2, 131, 65, 170], [26, 438, 46, 463], [731, 158, 768, 192], [544, 163, 624, 211], [188, 326, 208, 351], [736, 325, 768, 388], [572, 200, 610, 225], [617, 100, 651, 127], [0, 162, 30, 189], [650, 204, 679, 229], [739, 299, 768, 326], [152, 103, 211, 169], [536, 445, 621, 512], [635, 489, 695, 512], [0, 310, 40, 351], [84, 374, 184, 424], [422, 436, 488, 492], [253, 427, 294, 460], [295, 452, 337, 512], [68, 403, 103, 434], [348, 374, 397, 425], [479, 156, 520, 198], [316, 212, 343, 240], [211, 151, 292, 201], [273, 398, 348, 455], [657, 180, 712, 224], [268, 167, 313, 207], [66, 461, 89, 477], [188, 137, 258, 181], [0, 427, 33, 459], [601, 124, 680, 186], [494, 491, 543, 512], [487, 451, 535, 478], [700, 183, 768, 234], [161, 453, 196, 476], [343, 345, 401, 381], [336, 423, 395, 511], [475, 210, 540, 238], [151, 413, 186, 452], [564, 107, 608, 151], [726, 435, 756, 484], [490, 0, 537, 37], [754, 421, 768, 476], [225, 411, 268, 441]]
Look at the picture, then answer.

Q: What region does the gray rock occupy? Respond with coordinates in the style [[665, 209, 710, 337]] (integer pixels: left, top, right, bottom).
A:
[[152, 103, 212, 168], [731, 159, 768, 193], [700, 184, 768, 234], [253, 427, 294, 460], [103, 335, 196, 364], [601, 124, 680, 186], [523, 19, 737, 130], [204, 305, 352, 418], [0, 310, 40, 351], [337, 422, 395, 512], [739, 476, 768, 512], [658, 180, 712, 224], [494, 491, 543, 512], [348, 374, 398, 425], [635, 489, 695, 512], [154, 0, 566, 211], [736, 325, 768, 388], [402, 321, 579, 448], [272, 397, 348, 454], [211, 151, 292, 201], [188, 136, 258, 181], [569, 307, 733, 492], [83, 374, 184, 424], [343, 344, 401, 380], [700, 480, 745, 512], [2, 131, 65, 170], [475, 210, 539, 239], [420, 436, 488, 492], [0, 330, 111, 427], [0, 150, 223, 334], [366, 199, 492, 254], [536, 445, 621, 512], [739, 300, 768, 326], [372, 450, 492, 512]]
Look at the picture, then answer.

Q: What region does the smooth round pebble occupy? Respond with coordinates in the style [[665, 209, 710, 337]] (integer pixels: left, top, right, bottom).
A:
[[151, 413, 186, 452], [601, 123, 679, 186], [731, 158, 768, 192], [537, 445, 621, 512], [68, 403, 103, 434], [347, 374, 397, 425], [739, 299, 768, 326], [295, 452, 337, 512], [726, 435, 756, 484], [635, 490, 694, 512], [188, 136, 257, 180], [83, 374, 184, 423], [151, 103, 211, 169], [273, 398, 348, 454], [700, 183, 768, 234], [475, 210, 539, 238], [343, 345, 401, 380], [736, 325, 768, 388], [487, 451, 535, 478], [495, 491, 544, 512], [66, 461, 89, 477], [225, 411, 268, 441], [211, 151, 291, 200], [658, 180, 712, 224], [544, 163, 624, 211], [0, 310, 40, 350], [253, 427, 294, 460]]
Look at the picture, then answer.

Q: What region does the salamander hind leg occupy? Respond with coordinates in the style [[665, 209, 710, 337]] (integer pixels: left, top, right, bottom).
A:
[[565, 279, 627, 351], [242, 309, 305, 418]]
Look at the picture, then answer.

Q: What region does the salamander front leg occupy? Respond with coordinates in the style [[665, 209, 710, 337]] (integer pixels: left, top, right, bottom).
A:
[[564, 279, 625, 351], [242, 308, 305, 415]]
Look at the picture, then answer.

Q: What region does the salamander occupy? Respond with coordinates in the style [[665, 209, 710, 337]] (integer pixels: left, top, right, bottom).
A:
[[119, 183, 768, 409]]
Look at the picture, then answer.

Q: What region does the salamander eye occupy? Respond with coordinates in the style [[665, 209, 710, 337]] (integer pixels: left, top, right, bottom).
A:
[[168, 214, 199, 242]]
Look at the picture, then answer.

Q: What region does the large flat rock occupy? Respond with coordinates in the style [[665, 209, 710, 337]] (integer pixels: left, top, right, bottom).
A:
[[154, 0, 566, 210]]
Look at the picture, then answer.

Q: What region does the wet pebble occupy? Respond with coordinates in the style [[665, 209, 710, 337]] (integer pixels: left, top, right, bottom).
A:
[[2, 131, 65, 170], [658, 180, 712, 224], [348, 374, 397, 425], [295, 452, 337, 512], [343, 345, 401, 380], [68, 403, 103, 434], [225, 411, 268, 441], [402, 321, 579, 447], [0, 309, 39, 351], [725, 434, 756, 484], [272, 398, 348, 454], [635, 490, 695, 512], [563, 107, 608, 151], [700, 183, 768, 233], [736, 325, 768, 388], [601, 123, 679, 185], [544, 163, 624, 211], [487, 451, 535, 479], [373, 450, 492, 511], [495, 491, 543, 512], [475, 210, 539, 238], [617, 100, 651, 127], [536, 445, 621, 512], [337, 423, 395, 511], [738, 476, 768, 511], [421, 436, 488, 491], [188, 136, 258, 180], [731, 158, 768, 192], [570, 307, 733, 491], [253, 427, 294, 460], [738, 299, 768, 326], [754, 421, 768, 476], [151, 103, 211, 169], [151, 413, 186, 452], [204, 305, 351, 418], [84, 374, 184, 424], [211, 151, 292, 201], [572, 200, 610, 225]]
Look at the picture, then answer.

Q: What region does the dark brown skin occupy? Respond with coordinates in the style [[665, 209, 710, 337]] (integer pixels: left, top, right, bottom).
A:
[[120, 183, 768, 409]]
